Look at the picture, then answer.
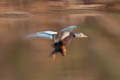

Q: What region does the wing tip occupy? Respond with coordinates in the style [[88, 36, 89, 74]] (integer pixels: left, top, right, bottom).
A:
[[24, 35, 32, 38], [69, 25, 79, 28]]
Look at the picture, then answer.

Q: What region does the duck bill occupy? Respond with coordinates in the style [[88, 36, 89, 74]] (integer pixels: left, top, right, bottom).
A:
[[61, 45, 67, 56], [83, 34, 88, 38]]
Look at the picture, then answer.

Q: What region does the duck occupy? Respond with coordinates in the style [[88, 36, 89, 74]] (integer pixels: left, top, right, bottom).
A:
[[25, 26, 88, 60]]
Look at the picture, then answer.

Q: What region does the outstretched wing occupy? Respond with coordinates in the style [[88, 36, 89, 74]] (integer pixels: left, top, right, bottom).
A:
[[25, 31, 57, 40], [60, 25, 78, 32]]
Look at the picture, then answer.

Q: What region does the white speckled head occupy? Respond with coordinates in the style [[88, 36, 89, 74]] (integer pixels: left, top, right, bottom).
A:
[[74, 32, 88, 38]]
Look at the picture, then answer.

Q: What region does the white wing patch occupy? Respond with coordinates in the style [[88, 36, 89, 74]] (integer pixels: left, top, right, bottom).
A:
[[61, 32, 70, 40], [37, 31, 57, 35]]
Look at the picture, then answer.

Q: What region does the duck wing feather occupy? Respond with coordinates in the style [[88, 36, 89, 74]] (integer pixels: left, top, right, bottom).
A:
[[25, 31, 57, 40], [60, 25, 78, 32]]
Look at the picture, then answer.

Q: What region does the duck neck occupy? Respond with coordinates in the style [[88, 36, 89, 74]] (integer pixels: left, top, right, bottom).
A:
[[71, 33, 76, 38]]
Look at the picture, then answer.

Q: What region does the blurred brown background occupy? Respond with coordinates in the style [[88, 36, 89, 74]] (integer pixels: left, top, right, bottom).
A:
[[0, 0, 120, 12], [0, 0, 120, 80]]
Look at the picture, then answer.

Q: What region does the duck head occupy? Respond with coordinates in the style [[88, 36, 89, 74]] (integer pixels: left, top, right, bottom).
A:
[[74, 32, 88, 38]]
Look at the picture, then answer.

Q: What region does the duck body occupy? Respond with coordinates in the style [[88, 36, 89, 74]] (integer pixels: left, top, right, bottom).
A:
[[51, 32, 76, 56], [25, 26, 88, 60], [50, 31, 89, 59], [53, 41, 65, 56]]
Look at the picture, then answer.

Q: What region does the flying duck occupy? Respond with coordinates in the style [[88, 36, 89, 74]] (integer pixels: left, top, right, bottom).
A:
[[25, 26, 88, 60]]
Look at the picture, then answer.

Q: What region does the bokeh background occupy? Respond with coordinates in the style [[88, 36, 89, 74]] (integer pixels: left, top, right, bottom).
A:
[[0, 0, 120, 80]]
